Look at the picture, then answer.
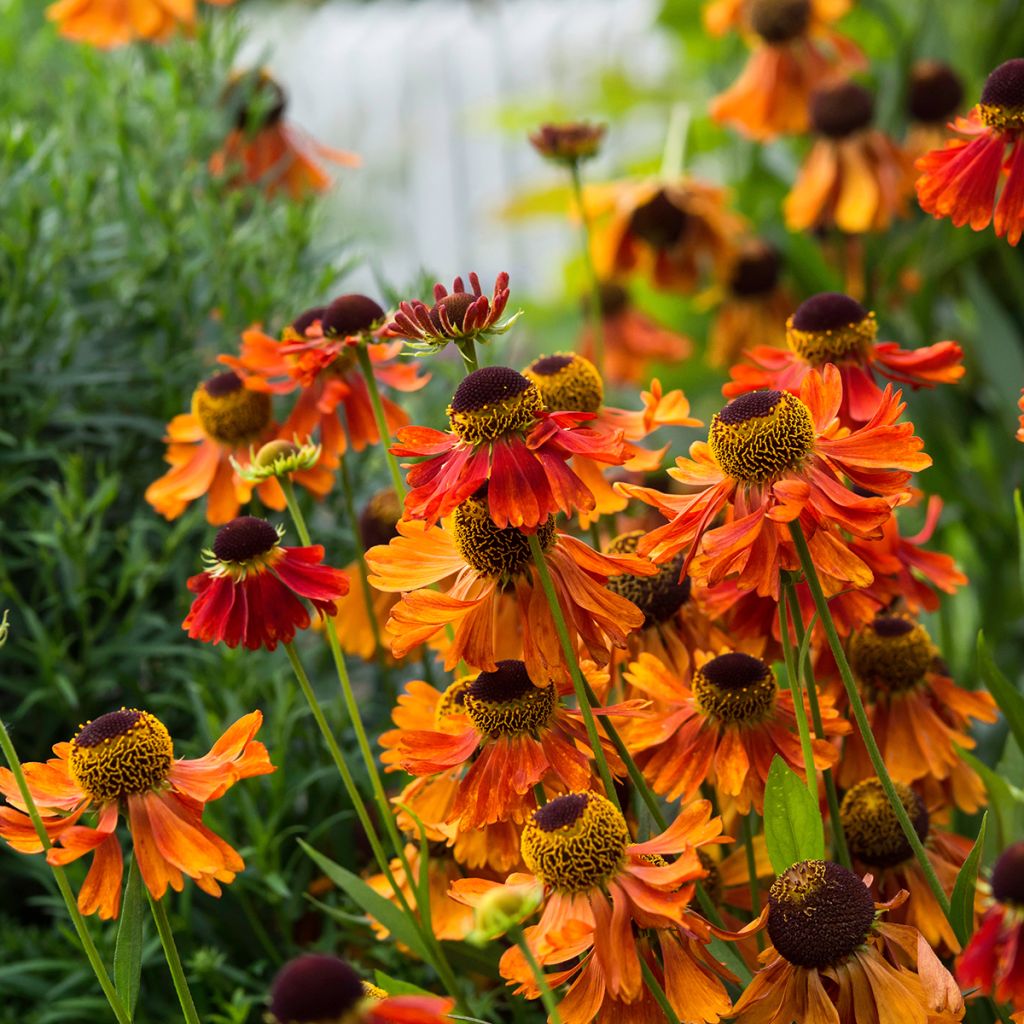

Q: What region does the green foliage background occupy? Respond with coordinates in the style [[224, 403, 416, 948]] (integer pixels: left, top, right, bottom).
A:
[[2, 0, 1024, 1021]]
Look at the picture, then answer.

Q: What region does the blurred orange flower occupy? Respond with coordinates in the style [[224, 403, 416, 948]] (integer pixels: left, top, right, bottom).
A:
[[46, 0, 234, 48]]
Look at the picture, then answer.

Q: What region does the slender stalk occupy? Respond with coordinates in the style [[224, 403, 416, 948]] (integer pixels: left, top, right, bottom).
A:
[[0, 715, 132, 1024], [527, 534, 619, 809], [778, 576, 818, 801], [639, 956, 681, 1024], [784, 587, 850, 868], [509, 926, 563, 1024], [743, 813, 765, 952], [354, 344, 406, 498], [568, 161, 605, 377], [659, 103, 690, 179], [454, 337, 479, 375], [147, 894, 201, 1024], [337, 454, 387, 664], [788, 521, 953, 922]]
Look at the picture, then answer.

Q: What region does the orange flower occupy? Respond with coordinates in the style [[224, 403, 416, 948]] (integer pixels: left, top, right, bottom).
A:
[[958, 841, 1024, 1012], [1018, 389, 1024, 441], [840, 778, 972, 956], [906, 60, 966, 160], [145, 370, 313, 525], [381, 661, 644, 831], [451, 792, 731, 1021], [584, 177, 745, 292], [210, 69, 359, 200], [624, 651, 848, 813], [522, 353, 701, 527], [579, 284, 693, 385], [183, 516, 349, 651], [710, 0, 864, 141], [708, 240, 792, 369], [365, 496, 656, 682], [219, 297, 428, 472], [392, 366, 628, 531], [916, 59, 1024, 245], [618, 365, 931, 599], [0, 708, 274, 919], [784, 80, 915, 234], [46, 0, 233, 48], [724, 292, 964, 427], [836, 613, 997, 812], [730, 860, 965, 1024], [267, 954, 454, 1024]]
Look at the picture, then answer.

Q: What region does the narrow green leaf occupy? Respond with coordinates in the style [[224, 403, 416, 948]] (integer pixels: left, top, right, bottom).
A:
[[373, 970, 435, 998], [296, 840, 431, 962], [395, 800, 434, 939], [950, 812, 987, 948], [977, 631, 1024, 757], [1015, 489, 1024, 599], [959, 749, 1024, 849], [113, 854, 145, 1017], [763, 755, 825, 875]]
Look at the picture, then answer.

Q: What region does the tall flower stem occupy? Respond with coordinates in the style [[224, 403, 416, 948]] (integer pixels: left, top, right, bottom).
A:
[[743, 812, 765, 952], [454, 337, 479, 375], [354, 344, 406, 498], [783, 584, 850, 868], [568, 161, 605, 377], [0, 713, 132, 1024], [639, 958, 682, 1024], [788, 521, 953, 923], [778, 576, 818, 802], [527, 534, 619, 810], [147, 894, 202, 1024], [509, 926, 564, 1024], [336, 454, 387, 665], [279, 481, 462, 1004]]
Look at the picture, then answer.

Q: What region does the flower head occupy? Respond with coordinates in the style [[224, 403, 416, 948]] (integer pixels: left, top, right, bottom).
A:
[[785, 80, 915, 234], [529, 122, 606, 165], [916, 58, 1024, 244], [620, 365, 931, 599], [184, 515, 349, 650], [46, 0, 235, 47], [731, 859, 965, 1023], [393, 365, 628, 530], [0, 709, 274, 919], [384, 272, 520, 352], [909, 60, 965, 125], [725, 291, 964, 426], [267, 954, 453, 1024]]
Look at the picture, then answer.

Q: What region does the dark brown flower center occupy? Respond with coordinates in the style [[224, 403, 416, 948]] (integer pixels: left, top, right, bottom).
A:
[[429, 292, 476, 336], [464, 660, 557, 736], [749, 0, 811, 43], [222, 69, 287, 134], [767, 860, 876, 968], [192, 372, 272, 447], [848, 615, 935, 696], [908, 61, 964, 122], [840, 778, 929, 868], [729, 243, 782, 297], [268, 954, 365, 1024], [628, 190, 688, 249], [321, 294, 385, 337], [358, 489, 402, 551], [212, 516, 280, 563], [693, 652, 777, 724], [594, 282, 630, 316], [606, 532, 690, 626], [991, 841, 1024, 907], [448, 368, 542, 444], [787, 292, 876, 365], [290, 306, 326, 337], [452, 496, 554, 579], [523, 352, 604, 414], [810, 81, 875, 138]]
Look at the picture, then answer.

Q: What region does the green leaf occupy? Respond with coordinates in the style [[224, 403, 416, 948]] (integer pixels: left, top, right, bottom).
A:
[[113, 854, 145, 1017], [763, 755, 825, 875], [977, 631, 1024, 757], [296, 840, 431, 962], [373, 970, 435, 998], [959, 749, 1024, 849], [1015, 488, 1024, 598], [950, 812, 987, 948]]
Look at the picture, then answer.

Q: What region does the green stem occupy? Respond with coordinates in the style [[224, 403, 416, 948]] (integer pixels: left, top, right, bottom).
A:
[[743, 813, 765, 952], [568, 162, 605, 378], [788, 521, 953, 922], [778, 576, 819, 802], [454, 337, 479, 375], [510, 927, 563, 1024], [337, 455, 387, 665], [784, 587, 850, 868], [0, 716, 133, 1024], [148, 894, 201, 1024], [659, 103, 690, 179], [527, 534, 619, 809], [639, 956, 681, 1024], [354, 344, 406, 498]]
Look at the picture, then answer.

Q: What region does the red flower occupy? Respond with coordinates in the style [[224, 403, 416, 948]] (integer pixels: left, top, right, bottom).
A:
[[725, 292, 964, 427], [916, 59, 1024, 245], [393, 366, 628, 530], [958, 842, 1024, 1011], [184, 516, 349, 651]]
